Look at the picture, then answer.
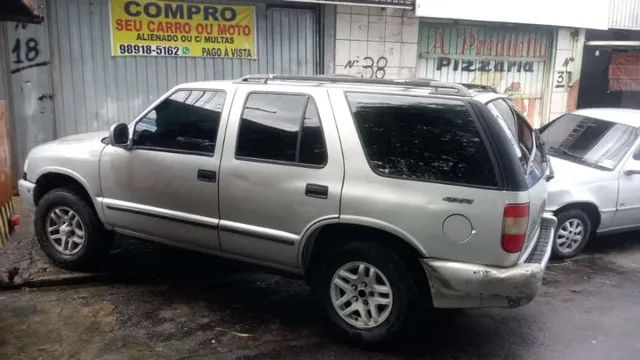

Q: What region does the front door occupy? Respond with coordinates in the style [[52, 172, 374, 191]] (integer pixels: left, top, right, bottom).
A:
[[218, 85, 344, 267], [614, 148, 640, 228], [100, 89, 229, 250]]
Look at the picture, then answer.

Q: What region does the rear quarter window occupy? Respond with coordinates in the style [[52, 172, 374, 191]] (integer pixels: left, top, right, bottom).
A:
[[346, 92, 498, 188], [487, 98, 545, 186]]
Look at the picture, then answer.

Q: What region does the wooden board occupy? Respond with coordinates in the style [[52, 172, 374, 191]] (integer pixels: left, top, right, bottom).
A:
[[0, 101, 13, 204]]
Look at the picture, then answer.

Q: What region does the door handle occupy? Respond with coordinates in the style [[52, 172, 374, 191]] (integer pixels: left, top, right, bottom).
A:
[[197, 169, 217, 183], [305, 183, 328, 199]]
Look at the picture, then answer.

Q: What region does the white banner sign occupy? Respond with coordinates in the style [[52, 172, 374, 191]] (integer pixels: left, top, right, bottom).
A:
[[415, 0, 610, 30]]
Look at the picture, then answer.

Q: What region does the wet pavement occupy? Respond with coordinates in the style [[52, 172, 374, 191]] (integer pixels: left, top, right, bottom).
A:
[[1, 204, 639, 359]]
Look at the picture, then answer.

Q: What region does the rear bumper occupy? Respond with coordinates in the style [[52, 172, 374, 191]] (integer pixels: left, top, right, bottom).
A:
[[18, 179, 36, 213], [422, 213, 557, 309]]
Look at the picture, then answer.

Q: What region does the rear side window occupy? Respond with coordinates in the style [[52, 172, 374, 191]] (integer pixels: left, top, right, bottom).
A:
[[236, 93, 327, 166], [346, 92, 497, 187], [487, 99, 534, 167], [487, 99, 545, 185]]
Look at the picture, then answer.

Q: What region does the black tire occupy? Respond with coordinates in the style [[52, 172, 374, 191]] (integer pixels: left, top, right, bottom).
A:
[[35, 187, 111, 270], [310, 241, 427, 347], [552, 209, 592, 259]]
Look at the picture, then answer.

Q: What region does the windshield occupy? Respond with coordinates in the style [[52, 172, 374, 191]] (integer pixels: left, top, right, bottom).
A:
[[540, 113, 638, 170]]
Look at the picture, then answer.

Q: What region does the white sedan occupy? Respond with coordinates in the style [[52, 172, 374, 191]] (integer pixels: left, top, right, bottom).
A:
[[541, 108, 640, 258]]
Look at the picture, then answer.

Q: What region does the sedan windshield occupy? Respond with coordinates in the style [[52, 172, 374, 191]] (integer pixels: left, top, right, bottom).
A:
[[541, 114, 638, 170]]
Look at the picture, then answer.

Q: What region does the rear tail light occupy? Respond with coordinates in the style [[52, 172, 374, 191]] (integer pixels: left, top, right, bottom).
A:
[[502, 203, 530, 253]]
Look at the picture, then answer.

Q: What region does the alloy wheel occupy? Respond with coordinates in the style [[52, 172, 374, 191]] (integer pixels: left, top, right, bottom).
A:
[[330, 261, 393, 329], [556, 218, 585, 254], [46, 206, 85, 256]]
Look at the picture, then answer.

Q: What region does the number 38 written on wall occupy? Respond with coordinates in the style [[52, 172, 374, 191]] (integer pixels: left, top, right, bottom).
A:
[[344, 56, 388, 79], [362, 56, 387, 79]]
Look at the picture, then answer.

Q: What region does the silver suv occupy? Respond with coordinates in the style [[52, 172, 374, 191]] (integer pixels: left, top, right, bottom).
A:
[[19, 75, 556, 345]]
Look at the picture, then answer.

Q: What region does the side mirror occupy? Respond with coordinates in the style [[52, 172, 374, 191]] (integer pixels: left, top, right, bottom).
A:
[[109, 123, 130, 148], [623, 164, 640, 176]]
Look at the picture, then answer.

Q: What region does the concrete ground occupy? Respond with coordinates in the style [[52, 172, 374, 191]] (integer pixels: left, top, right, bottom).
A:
[[1, 204, 639, 359]]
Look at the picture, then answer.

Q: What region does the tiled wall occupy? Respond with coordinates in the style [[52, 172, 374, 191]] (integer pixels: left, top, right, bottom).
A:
[[548, 28, 583, 123], [334, 5, 418, 79]]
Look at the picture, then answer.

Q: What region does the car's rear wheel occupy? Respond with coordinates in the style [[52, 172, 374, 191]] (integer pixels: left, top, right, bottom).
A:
[[35, 188, 111, 270], [552, 209, 592, 259], [311, 241, 427, 346]]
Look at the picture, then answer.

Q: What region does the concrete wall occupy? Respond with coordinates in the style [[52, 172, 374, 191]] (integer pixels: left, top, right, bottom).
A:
[[333, 5, 418, 79], [548, 28, 584, 123]]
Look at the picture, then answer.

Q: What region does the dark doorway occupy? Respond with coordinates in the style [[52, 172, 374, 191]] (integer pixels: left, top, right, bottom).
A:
[[578, 29, 640, 109]]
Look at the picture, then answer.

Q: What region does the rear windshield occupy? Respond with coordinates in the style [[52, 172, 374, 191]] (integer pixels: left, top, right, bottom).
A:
[[486, 99, 545, 186], [346, 92, 498, 188], [541, 113, 638, 170]]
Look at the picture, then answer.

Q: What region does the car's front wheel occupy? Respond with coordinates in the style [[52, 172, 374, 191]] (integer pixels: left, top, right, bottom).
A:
[[35, 188, 111, 270], [552, 209, 592, 259], [311, 241, 427, 346]]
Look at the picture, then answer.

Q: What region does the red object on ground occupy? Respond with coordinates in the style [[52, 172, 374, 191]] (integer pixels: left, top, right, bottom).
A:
[[10, 214, 20, 229]]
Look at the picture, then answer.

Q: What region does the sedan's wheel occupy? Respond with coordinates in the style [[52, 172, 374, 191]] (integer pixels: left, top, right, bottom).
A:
[[557, 219, 584, 253], [35, 187, 111, 270], [330, 261, 393, 329], [552, 209, 592, 259], [312, 241, 428, 346]]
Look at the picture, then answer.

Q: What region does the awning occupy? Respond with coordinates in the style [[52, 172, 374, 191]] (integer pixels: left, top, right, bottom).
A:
[[586, 41, 640, 48], [0, 0, 43, 24], [281, 0, 414, 9]]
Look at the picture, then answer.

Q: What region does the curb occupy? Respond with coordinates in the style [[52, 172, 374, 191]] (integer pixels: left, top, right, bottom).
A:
[[0, 271, 105, 290]]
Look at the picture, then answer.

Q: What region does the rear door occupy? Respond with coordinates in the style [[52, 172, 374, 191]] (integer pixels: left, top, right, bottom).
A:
[[335, 90, 514, 266], [217, 85, 344, 267], [486, 98, 548, 256]]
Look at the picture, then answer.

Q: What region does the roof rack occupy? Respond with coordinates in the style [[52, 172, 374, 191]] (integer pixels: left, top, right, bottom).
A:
[[460, 83, 498, 93], [236, 74, 472, 96]]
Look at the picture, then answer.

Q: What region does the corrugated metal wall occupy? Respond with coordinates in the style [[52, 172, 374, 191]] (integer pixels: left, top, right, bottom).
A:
[[6, 7, 56, 182], [47, 0, 323, 137], [609, 0, 640, 30], [266, 8, 318, 74]]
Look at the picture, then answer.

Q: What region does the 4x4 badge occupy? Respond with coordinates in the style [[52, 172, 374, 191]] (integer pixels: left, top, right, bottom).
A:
[[442, 197, 474, 205]]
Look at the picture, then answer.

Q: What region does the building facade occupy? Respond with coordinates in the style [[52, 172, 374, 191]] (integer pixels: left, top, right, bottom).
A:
[[1, 0, 339, 182], [577, 0, 640, 109], [332, 1, 597, 126], [0, 0, 634, 184]]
